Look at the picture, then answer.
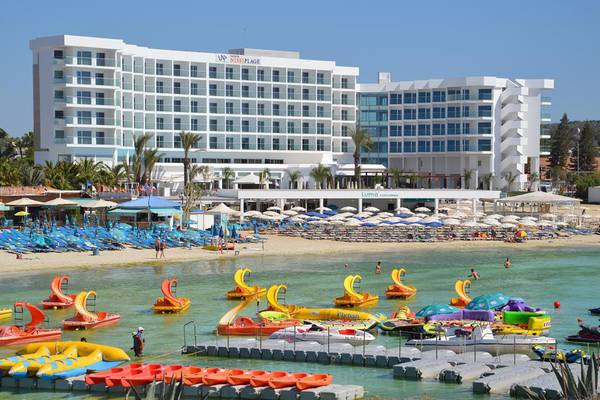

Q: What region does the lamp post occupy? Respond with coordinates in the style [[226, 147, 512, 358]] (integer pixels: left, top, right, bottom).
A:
[[576, 128, 581, 173]]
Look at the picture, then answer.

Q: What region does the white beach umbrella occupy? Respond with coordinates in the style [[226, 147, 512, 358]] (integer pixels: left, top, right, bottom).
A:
[[44, 198, 78, 207], [345, 219, 362, 226], [329, 219, 346, 225], [478, 222, 490, 228], [315, 206, 332, 212], [266, 206, 282, 212], [504, 214, 520, 220], [415, 213, 428, 218], [483, 219, 502, 226], [438, 207, 451, 212], [385, 217, 402, 223], [395, 207, 411, 213], [339, 206, 357, 213], [282, 210, 298, 216], [364, 206, 380, 213], [555, 221, 568, 226], [295, 214, 311, 220], [541, 213, 556, 219], [243, 210, 263, 217], [263, 210, 281, 217], [462, 221, 479, 227], [403, 216, 423, 223], [414, 206, 431, 213], [377, 212, 394, 218], [486, 214, 503, 219], [450, 211, 467, 219], [443, 218, 461, 226], [421, 217, 441, 224], [500, 222, 517, 228], [291, 206, 306, 212], [289, 216, 305, 223], [519, 220, 538, 227], [538, 220, 554, 227], [520, 216, 538, 221], [356, 212, 374, 218], [83, 199, 118, 209]]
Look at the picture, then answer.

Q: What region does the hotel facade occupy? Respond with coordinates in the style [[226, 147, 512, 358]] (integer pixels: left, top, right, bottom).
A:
[[30, 35, 553, 192]]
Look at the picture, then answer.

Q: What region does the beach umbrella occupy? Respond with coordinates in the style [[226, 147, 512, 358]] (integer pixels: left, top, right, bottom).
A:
[[356, 211, 373, 218], [289, 216, 305, 223], [555, 221, 568, 227], [403, 216, 423, 224], [83, 199, 118, 209], [462, 221, 479, 227], [339, 206, 357, 213], [443, 218, 461, 226], [483, 219, 502, 226], [415, 206, 431, 213], [395, 207, 411, 213], [538, 220, 554, 227], [263, 211, 281, 217], [329, 219, 346, 225], [395, 212, 415, 218], [266, 206, 282, 212], [541, 213, 555, 219], [364, 206, 380, 213], [6, 197, 44, 207], [291, 206, 307, 212], [504, 215, 520, 220], [466, 293, 511, 310], [315, 206, 332, 212], [377, 212, 394, 218], [345, 219, 362, 226], [486, 214, 503, 219], [415, 213, 428, 218], [305, 211, 328, 218], [43, 198, 78, 207], [519, 220, 538, 227], [520, 216, 538, 221], [438, 207, 451, 212], [501, 216, 519, 223], [282, 210, 298, 216], [243, 210, 263, 217], [14, 211, 30, 217], [501, 222, 517, 228], [416, 304, 460, 318], [206, 203, 238, 216]]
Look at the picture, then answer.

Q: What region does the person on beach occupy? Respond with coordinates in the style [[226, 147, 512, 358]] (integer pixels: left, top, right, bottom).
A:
[[154, 239, 160, 259], [504, 257, 512, 269], [470, 268, 480, 280], [375, 261, 382, 274], [159, 240, 166, 259], [132, 327, 145, 357]]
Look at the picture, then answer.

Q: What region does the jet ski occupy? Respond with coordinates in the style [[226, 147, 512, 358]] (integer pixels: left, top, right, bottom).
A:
[[589, 308, 600, 315], [566, 319, 600, 343], [532, 345, 586, 363]]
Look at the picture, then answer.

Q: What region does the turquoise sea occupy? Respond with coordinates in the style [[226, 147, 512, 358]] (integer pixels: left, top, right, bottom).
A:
[[0, 244, 599, 399]]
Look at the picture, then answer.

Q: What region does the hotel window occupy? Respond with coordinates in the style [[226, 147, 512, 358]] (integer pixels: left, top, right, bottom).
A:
[[257, 69, 265, 81], [155, 63, 164, 75], [209, 102, 217, 113], [390, 93, 402, 104], [287, 88, 295, 99], [341, 110, 349, 121], [287, 104, 295, 116], [341, 93, 349, 105], [272, 87, 280, 99], [302, 89, 309, 100], [242, 120, 250, 132], [155, 99, 164, 112], [302, 105, 310, 117], [174, 135, 182, 148], [432, 140, 445, 152], [404, 92, 417, 104], [302, 122, 309, 134], [174, 118, 182, 130], [96, 112, 105, 125], [190, 65, 198, 77], [447, 123, 460, 135], [390, 109, 402, 120], [418, 140, 431, 152], [432, 90, 446, 102], [257, 120, 265, 132], [77, 130, 92, 144], [317, 139, 324, 151], [257, 138, 265, 150], [404, 109, 416, 120], [226, 67, 234, 79], [273, 121, 280, 133], [317, 73, 325, 84], [462, 106, 470, 117], [77, 111, 92, 125], [76, 71, 91, 84], [209, 66, 217, 78], [479, 88, 492, 100], [478, 122, 492, 134], [226, 119, 234, 132], [54, 130, 65, 141], [226, 102, 234, 114], [432, 107, 446, 119], [241, 85, 250, 97], [447, 139, 460, 152], [77, 51, 92, 65], [174, 100, 182, 112], [272, 70, 280, 82], [174, 82, 181, 94], [418, 92, 431, 103], [242, 137, 250, 149], [77, 91, 91, 105], [404, 125, 416, 136], [257, 103, 265, 115], [287, 71, 295, 83], [447, 89, 461, 101], [284, 121, 294, 134], [302, 72, 309, 83], [478, 105, 492, 117], [462, 122, 471, 134], [209, 84, 217, 96], [242, 103, 250, 115], [173, 64, 181, 76], [317, 89, 325, 101], [96, 93, 105, 105], [54, 110, 64, 119], [191, 119, 198, 131], [156, 81, 164, 93], [225, 85, 234, 97], [302, 139, 310, 150], [317, 106, 325, 117], [341, 141, 348, 152], [287, 138, 295, 150], [432, 123, 446, 135], [54, 70, 64, 81], [462, 89, 471, 100], [54, 50, 64, 59], [272, 138, 280, 150], [390, 126, 402, 136], [389, 142, 401, 153], [478, 139, 492, 151], [156, 135, 164, 148], [191, 101, 198, 113], [418, 108, 431, 119], [257, 86, 265, 98], [209, 119, 218, 131], [273, 104, 280, 116], [241, 68, 249, 80], [341, 78, 349, 89], [447, 106, 461, 118], [463, 140, 473, 151], [418, 124, 431, 136], [317, 123, 325, 134], [209, 136, 218, 149], [341, 126, 349, 136], [96, 53, 106, 66], [226, 137, 234, 149], [404, 141, 416, 153], [190, 83, 198, 95]]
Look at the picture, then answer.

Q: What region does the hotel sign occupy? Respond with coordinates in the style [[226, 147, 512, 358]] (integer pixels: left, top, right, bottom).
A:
[[361, 191, 399, 199], [216, 54, 261, 65]]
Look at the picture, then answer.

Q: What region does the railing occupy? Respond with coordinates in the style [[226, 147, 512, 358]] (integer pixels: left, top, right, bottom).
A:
[[61, 56, 117, 67], [53, 96, 120, 106]]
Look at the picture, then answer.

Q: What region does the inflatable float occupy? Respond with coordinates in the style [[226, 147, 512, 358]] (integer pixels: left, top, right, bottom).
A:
[[226, 268, 266, 299], [41, 276, 76, 309], [449, 280, 471, 308], [333, 275, 379, 308], [0, 308, 12, 321], [62, 291, 120, 330], [0, 302, 62, 346], [152, 279, 191, 314], [267, 284, 381, 324], [494, 311, 551, 335], [270, 324, 376, 346], [385, 268, 417, 299], [1, 341, 129, 379]]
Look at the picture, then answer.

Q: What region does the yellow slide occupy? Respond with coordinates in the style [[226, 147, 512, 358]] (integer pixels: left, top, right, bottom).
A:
[[450, 279, 471, 308], [0, 308, 12, 321], [217, 294, 260, 326], [334, 275, 379, 308], [385, 268, 417, 299], [226, 268, 267, 299], [74, 291, 98, 322]]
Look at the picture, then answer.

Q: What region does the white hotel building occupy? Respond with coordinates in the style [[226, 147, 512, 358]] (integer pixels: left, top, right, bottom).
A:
[[30, 35, 553, 192]]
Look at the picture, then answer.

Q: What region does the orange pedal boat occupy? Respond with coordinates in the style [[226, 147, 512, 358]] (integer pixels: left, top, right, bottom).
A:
[[203, 368, 244, 385], [385, 268, 417, 299], [62, 291, 120, 330], [228, 370, 268, 385], [85, 363, 144, 385], [0, 302, 62, 346], [334, 275, 379, 308], [183, 368, 225, 386], [270, 372, 310, 389], [297, 373, 333, 390], [226, 268, 266, 299], [109, 364, 165, 387], [217, 316, 301, 336], [449, 279, 472, 308], [152, 279, 191, 314], [164, 365, 202, 384], [41, 276, 77, 309]]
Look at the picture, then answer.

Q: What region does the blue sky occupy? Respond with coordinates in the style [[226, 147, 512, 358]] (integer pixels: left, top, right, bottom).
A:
[[1, 0, 598, 136]]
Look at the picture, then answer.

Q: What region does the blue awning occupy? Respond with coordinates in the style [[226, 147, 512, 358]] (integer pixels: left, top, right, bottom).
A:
[[117, 196, 181, 209]]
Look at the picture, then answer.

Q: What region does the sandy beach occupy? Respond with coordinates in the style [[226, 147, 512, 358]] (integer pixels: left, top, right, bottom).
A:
[[0, 234, 598, 276]]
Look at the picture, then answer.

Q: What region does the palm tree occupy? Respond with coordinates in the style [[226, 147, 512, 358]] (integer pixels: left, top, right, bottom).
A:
[[142, 149, 162, 185], [77, 158, 105, 188], [463, 169, 473, 189], [389, 168, 403, 188], [309, 164, 331, 189], [13, 131, 34, 160], [528, 172, 540, 191], [482, 173, 494, 190], [287, 170, 302, 189], [0, 158, 22, 186], [179, 131, 202, 192], [0, 128, 15, 158], [132, 133, 153, 184], [349, 126, 373, 188], [19, 165, 44, 186], [221, 167, 235, 189], [504, 171, 518, 192], [259, 168, 271, 189], [189, 164, 204, 183]]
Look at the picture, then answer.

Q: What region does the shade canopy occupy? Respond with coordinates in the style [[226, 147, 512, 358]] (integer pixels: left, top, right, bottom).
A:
[[206, 202, 237, 215], [43, 198, 78, 207], [497, 191, 581, 204], [6, 197, 44, 207], [466, 293, 511, 310], [82, 199, 118, 209], [118, 196, 180, 209], [234, 174, 261, 184], [416, 304, 460, 318]]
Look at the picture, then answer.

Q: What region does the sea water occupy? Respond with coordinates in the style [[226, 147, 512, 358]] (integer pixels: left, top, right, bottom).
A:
[[0, 245, 598, 399]]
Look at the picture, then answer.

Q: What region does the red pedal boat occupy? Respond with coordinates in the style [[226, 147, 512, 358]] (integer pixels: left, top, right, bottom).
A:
[[86, 363, 144, 385], [41, 276, 76, 309], [62, 291, 120, 330], [217, 316, 301, 336], [270, 372, 309, 389], [297, 373, 333, 390], [107, 364, 165, 387], [0, 302, 62, 346]]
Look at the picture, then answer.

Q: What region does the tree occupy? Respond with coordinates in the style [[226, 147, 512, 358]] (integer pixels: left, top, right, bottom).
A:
[[504, 171, 518, 192], [0, 128, 15, 158], [349, 126, 373, 188], [548, 114, 573, 176], [309, 164, 331, 189], [221, 167, 235, 189], [286, 170, 302, 189], [574, 172, 600, 201], [482, 173, 494, 190], [0, 158, 21, 186], [389, 168, 403, 188], [528, 172, 540, 191], [179, 131, 201, 192], [132, 133, 153, 184], [463, 169, 473, 189], [259, 168, 271, 189], [13, 131, 34, 160], [142, 148, 162, 185], [575, 122, 598, 172], [76, 158, 104, 188], [20, 164, 44, 186]]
